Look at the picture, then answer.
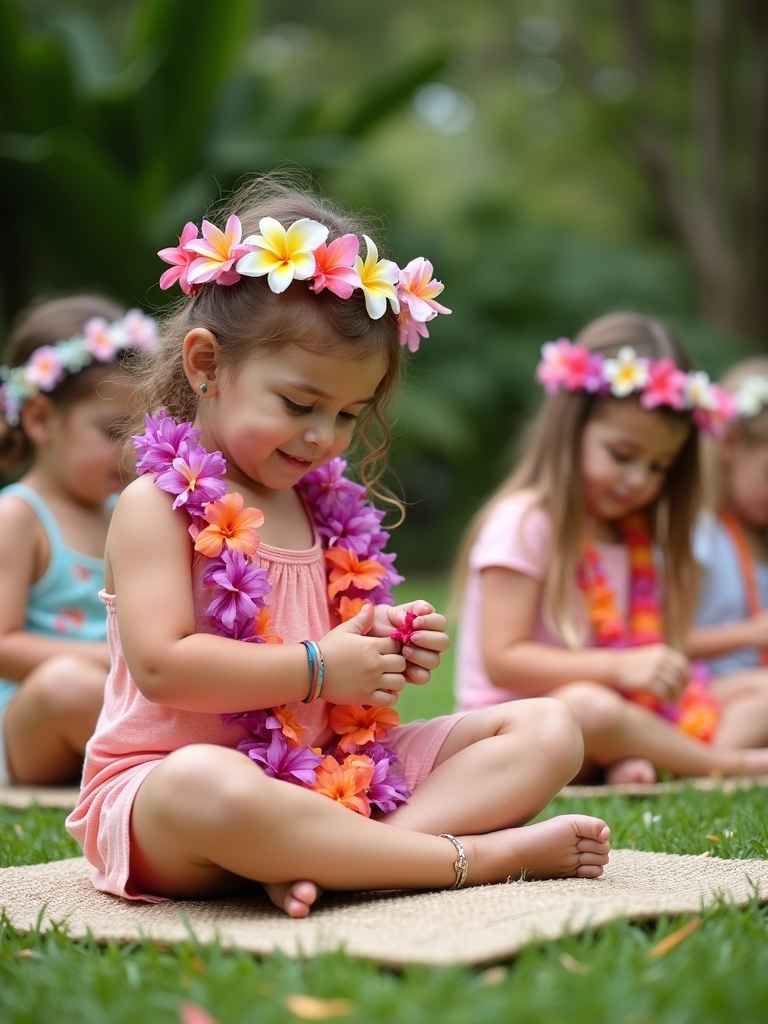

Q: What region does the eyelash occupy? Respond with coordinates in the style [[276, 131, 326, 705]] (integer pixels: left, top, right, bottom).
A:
[[282, 397, 358, 424], [609, 449, 669, 473]]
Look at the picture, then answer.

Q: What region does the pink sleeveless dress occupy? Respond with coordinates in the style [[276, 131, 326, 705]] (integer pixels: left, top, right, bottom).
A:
[[66, 534, 464, 900]]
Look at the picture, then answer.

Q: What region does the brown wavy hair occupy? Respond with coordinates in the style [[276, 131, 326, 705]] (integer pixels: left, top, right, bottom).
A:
[[451, 312, 702, 649], [133, 175, 405, 513], [0, 294, 126, 472]]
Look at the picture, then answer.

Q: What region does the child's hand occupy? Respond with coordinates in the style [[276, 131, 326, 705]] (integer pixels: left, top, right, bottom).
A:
[[319, 604, 407, 707], [372, 600, 450, 685], [614, 644, 689, 702]]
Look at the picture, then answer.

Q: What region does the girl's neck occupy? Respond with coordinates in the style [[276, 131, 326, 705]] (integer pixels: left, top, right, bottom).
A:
[[585, 515, 622, 545]]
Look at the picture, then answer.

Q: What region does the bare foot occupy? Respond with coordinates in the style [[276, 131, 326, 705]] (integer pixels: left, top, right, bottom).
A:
[[465, 814, 611, 884], [728, 747, 768, 776], [606, 758, 657, 785], [264, 880, 321, 918]]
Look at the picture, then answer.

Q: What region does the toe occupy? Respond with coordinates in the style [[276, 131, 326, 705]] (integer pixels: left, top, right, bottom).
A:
[[576, 837, 611, 854], [575, 863, 605, 878]]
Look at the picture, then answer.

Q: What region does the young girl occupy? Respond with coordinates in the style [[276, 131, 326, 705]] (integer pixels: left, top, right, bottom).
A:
[[454, 312, 768, 784], [66, 179, 610, 919], [687, 358, 768, 746], [0, 295, 154, 785]]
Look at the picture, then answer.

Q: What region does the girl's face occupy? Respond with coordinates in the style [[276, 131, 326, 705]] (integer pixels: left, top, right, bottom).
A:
[[198, 340, 388, 494], [722, 429, 768, 527], [44, 371, 134, 505], [580, 398, 690, 523]]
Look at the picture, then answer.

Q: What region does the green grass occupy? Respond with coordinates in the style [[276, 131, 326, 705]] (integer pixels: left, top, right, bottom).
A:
[[392, 575, 455, 722], [3, 577, 768, 1022]]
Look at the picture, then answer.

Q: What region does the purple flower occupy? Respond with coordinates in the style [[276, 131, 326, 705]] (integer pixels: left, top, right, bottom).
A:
[[154, 443, 227, 515], [132, 411, 202, 474], [222, 708, 272, 736], [319, 497, 389, 559], [584, 354, 605, 393], [240, 730, 323, 785], [358, 743, 410, 811], [204, 549, 272, 634], [298, 458, 367, 520]]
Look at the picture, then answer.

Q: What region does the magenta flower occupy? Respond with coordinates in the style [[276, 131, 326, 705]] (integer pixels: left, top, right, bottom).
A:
[[222, 708, 273, 737], [154, 444, 227, 515], [693, 385, 737, 438], [132, 411, 202, 474], [185, 215, 254, 288], [158, 222, 200, 296], [641, 358, 687, 411], [535, 339, 572, 393], [308, 234, 362, 299], [204, 549, 272, 634], [239, 730, 323, 785]]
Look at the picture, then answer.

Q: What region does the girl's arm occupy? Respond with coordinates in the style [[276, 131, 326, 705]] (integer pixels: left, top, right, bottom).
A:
[[480, 567, 621, 694], [0, 498, 111, 679], [110, 478, 403, 713], [687, 613, 768, 660]]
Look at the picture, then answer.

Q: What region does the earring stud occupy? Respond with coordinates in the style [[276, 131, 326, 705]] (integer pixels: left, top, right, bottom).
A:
[[199, 383, 208, 394]]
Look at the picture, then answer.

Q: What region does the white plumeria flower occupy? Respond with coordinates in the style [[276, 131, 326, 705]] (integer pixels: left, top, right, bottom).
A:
[[237, 217, 329, 294], [355, 235, 400, 319], [736, 375, 768, 418], [603, 347, 649, 397], [685, 371, 716, 410]]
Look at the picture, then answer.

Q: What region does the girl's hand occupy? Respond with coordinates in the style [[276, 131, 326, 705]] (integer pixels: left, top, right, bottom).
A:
[[319, 604, 407, 707], [372, 601, 450, 685], [614, 644, 689, 703]]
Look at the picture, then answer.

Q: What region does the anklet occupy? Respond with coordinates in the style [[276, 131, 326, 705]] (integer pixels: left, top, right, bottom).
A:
[[439, 833, 468, 889]]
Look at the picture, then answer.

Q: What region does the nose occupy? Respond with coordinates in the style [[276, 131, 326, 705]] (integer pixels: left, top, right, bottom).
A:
[[304, 418, 336, 451]]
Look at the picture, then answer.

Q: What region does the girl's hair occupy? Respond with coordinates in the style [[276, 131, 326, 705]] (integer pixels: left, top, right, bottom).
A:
[[136, 175, 404, 508], [0, 293, 126, 471], [703, 355, 768, 509], [452, 311, 701, 649]]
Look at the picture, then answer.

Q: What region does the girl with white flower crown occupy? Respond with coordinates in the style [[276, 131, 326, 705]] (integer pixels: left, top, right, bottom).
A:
[[453, 311, 768, 785], [0, 294, 152, 785], [66, 178, 610, 919], [689, 358, 768, 722]]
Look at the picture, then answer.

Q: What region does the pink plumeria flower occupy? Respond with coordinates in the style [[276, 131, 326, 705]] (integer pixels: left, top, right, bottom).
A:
[[237, 217, 329, 294], [560, 343, 595, 391], [603, 346, 650, 397], [535, 338, 573, 393], [158, 222, 200, 295], [355, 235, 400, 320], [185, 215, 254, 288], [84, 317, 119, 362], [308, 233, 362, 299], [396, 258, 451, 351], [640, 357, 687, 410], [694, 385, 736, 437], [25, 346, 67, 390]]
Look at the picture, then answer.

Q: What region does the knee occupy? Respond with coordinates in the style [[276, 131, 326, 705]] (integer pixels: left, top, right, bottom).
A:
[[555, 681, 624, 738], [526, 698, 584, 776], [150, 745, 267, 834], [24, 656, 104, 719]]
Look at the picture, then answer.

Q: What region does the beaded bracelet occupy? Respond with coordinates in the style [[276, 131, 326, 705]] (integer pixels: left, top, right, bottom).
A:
[[301, 640, 323, 703]]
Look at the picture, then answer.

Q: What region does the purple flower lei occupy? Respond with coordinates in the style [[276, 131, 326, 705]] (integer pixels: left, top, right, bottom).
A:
[[131, 412, 409, 814]]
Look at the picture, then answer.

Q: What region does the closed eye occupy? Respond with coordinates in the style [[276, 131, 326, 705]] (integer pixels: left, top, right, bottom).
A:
[[338, 410, 359, 424], [283, 397, 314, 415]]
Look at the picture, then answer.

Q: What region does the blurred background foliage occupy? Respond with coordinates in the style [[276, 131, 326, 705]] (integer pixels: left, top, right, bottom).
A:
[[1, 0, 766, 573]]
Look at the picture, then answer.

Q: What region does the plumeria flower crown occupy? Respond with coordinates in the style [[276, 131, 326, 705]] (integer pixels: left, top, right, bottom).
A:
[[729, 375, 768, 420], [535, 338, 736, 438], [0, 310, 157, 427], [158, 214, 451, 353]]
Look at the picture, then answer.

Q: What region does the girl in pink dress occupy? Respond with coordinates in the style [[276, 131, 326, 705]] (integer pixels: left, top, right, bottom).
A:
[[66, 179, 609, 917]]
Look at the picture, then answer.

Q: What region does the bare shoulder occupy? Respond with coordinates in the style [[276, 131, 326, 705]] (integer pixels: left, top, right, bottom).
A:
[[109, 475, 191, 546], [0, 492, 43, 557]]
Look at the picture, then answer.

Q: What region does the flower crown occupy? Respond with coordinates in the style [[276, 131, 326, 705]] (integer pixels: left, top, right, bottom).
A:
[[730, 375, 768, 419], [535, 338, 735, 438], [0, 310, 157, 426], [158, 214, 451, 352]]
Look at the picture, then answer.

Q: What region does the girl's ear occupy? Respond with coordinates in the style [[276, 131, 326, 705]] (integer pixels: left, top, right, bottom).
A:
[[183, 328, 221, 397], [19, 394, 58, 447]]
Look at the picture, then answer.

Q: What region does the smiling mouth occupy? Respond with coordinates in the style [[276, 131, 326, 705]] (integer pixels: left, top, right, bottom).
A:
[[278, 450, 313, 469]]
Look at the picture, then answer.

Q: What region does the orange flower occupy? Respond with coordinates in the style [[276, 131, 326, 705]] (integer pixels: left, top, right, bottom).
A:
[[254, 607, 283, 644], [329, 704, 400, 753], [311, 754, 373, 815], [194, 492, 264, 557], [338, 596, 368, 622], [273, 705, 307, 747], [325, 547, 386, 598]]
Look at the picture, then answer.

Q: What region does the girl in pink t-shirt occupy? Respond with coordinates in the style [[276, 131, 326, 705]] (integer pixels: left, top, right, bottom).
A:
[[454, 312, 768, 784], [66, 179, 610, 918]]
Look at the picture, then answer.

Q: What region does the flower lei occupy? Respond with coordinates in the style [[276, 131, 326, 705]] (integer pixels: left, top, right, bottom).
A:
[[132, 411, 411, 816], [536, 339, 734, 438], [0, 310, 157, 426], [578, 512, 721, 742], [158, 215, 450, 352]]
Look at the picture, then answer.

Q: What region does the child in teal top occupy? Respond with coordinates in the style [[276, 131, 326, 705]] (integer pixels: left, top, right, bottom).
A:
[[0, 295, 154, 785]]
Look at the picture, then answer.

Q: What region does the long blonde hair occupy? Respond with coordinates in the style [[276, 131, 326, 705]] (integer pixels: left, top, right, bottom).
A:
[[703, 356, 768, 511], [451, 312, 702, 649]]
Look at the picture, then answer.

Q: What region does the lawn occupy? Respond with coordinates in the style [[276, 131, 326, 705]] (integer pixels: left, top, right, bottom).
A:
[[2, 578, 768, 1023]]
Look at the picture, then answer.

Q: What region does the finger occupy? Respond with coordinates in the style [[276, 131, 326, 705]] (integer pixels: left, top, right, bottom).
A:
[[402, 646, 441, 671], [380, 654, 407, 674], [375, 637, 402, 656], [406, 630, 451, 654], [411, 612, 447, 633], [407, 600, 436, 618], [370, 688, 399, 707], [403, 664, 431, 685], [380, 672, 406, 693]]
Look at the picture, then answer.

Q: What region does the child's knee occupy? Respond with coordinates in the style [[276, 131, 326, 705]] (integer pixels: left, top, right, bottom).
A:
[[531, 698, 584, 773], [554, 681, 624, 737], [24, 655, 104, 719]]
